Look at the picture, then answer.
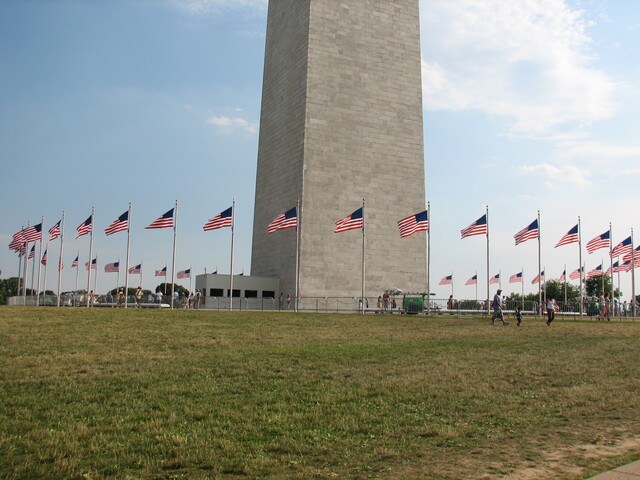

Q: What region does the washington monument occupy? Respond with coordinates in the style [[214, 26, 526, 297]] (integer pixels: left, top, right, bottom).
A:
[[251, 0, 427, 299]]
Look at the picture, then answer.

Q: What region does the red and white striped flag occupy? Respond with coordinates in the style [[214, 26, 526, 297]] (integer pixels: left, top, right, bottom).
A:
[[531, 271, 545, 284], [76, 216, 93, 238], [268, 207, 298, 234], [509, 272, 523, 283], [177, 268, 191, 279], [105, 211, 129, 236], [49, 221, 61, 241], [397, 210, 429, 238], [611, 236, 632, 258], [569, 267, 584, 280], [489, 273, 500, 284], [514, 219, 539, 245], [586, 231, 610, 254], [335, 207, 363, 233], [23, 223, 43, 243], [146, 209, 174, 229], [85, 258, 97, 270], [41, 249, 47, 266], [555, 224, 578, 248], [204, 207, 233, 231]]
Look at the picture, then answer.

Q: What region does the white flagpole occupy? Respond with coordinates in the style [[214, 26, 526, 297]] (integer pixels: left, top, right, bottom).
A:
[[116, 257, 121, 296], [295, 197, 300, 312], [361, 199, 366, 314], [23, 223, 30, 299], [170, 200, 178, 309], [75, 251, 80, 292], [578, 216, 583, 317], [631, 229, 636, 318], [610, 222, 614, 309], [124, 202, 132, 307], [229, 199, 236, 311], [56, 212, 65, 307], [86, 207, 95, 307], [564, 263, 567, 305], [36, 216, 44, 302], [486, 205, 490, 315], [521, 267, 524, 312], [140, 263, 143, 290], [42, 244, 48, 303], [94, 255, 98, 295], [30, 247, 36, 295], [537, 210, 542, 316], [17, 247, 22, 300], [189, 265, 193, 292], [427, 201, 431, 315]]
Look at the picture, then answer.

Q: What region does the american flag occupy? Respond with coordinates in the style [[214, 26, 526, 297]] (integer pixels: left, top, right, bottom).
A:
[[41, 248, 47, 266], [531, 271, 545, 284], [177, 268, 191, 279], [569, 266, 584, 280], [611, 236, 632, 258], [439, 274, 453, 285], [105, 261, 120, 273], [397, 210, 429, 238], [28, 245, 35, 259], [335, 207, 363, 233], [9, 230, 25, 251], [509, 272, 523, 283], [606, 262, 618, 275], [465, 274, 477, 286], [586, 230, 610, 254], [555, 224, 579, 248], [146, 208, 174, 229], [23, 223, 43, 243], [204, 206, 233, 231], [587, 264, 603, 278], [460, 214, 487, 239], [514, 219, 539, 245], [623, 246, 640, 263], [49, 220, 61, 241], [71, 255, 79, 268], [105, 211, 129, 236], [155, 266, 167, 277], [558, 269, 567, 283], [58, 259, 64, 271], [129, 264, 142, 274], [85, 258, 97, 270], [489, 273, 500, 284], [76, 215, 93, 238], [267, 207, 298, 234]]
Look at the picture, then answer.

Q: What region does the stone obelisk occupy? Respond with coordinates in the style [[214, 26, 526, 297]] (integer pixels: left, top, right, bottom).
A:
[[252, 0, 427, 299]]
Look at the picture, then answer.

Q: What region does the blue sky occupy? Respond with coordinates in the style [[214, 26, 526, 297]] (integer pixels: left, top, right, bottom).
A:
[[1, 0, 639, 300]]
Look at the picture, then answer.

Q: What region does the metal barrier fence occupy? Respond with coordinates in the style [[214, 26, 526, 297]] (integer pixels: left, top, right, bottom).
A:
[[5, 295, 639, 318]]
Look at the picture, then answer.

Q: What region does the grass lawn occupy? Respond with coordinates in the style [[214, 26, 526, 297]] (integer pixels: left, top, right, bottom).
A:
[[0, 307, 639, 479]]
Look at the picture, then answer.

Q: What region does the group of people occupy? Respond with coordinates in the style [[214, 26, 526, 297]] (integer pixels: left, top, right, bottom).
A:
[[377, 293, 397, 312]]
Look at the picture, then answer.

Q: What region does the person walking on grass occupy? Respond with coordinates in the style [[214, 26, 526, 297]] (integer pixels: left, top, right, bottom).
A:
[[546, 298, 556, 326], [492, 289, 509, 326], [515, 305, 523, 327]]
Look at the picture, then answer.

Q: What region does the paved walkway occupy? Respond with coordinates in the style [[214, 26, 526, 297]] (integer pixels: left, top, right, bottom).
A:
[[588, 459, 640, 479]]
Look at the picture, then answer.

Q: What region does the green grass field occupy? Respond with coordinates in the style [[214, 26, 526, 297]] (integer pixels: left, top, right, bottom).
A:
[[1, 307, 639, 480]]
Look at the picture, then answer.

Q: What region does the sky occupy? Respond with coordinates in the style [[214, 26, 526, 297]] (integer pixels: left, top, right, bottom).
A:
[[1, 0, 639, 300]]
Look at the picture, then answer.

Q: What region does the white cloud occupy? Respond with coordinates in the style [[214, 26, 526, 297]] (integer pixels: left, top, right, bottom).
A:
[[207, 116, 257, 134], [520, 162, 591, 186], [172, 0, 267, 16], [420, 0, 618, 135]]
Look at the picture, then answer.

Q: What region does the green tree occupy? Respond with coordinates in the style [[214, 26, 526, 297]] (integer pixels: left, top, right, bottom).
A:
[[155, 283, 187, 296], [544, 280, 581, 302], [585, 275, 621, 298]]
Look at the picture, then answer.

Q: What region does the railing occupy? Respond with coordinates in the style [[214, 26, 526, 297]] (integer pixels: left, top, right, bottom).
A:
[[5, 294, 639, 318]]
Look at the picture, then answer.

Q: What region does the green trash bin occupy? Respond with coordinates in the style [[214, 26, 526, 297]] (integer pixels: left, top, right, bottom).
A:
[[403, 295, 424, 314]]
